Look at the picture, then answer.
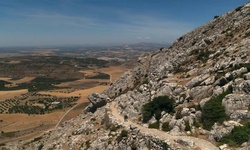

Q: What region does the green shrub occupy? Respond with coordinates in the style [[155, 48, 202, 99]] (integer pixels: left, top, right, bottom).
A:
[[32, 136, 42, 142], [86, 72, 110, 79], [240, 63, 250, 72], [162, 122, 171, 131], [109, 124, 119, 132], [214, 15, 219, 19], [215, 72, 225, 80], [220, 122, 250, 146], [173, 66, 187, 73], [85, 140, 91, 149], [3, 131, 15, 137], [142, 96, 175, 123], [148, 121, 160, 129], [143, 78, 149, 84], [185, 121, 191, 131], [233, 63, 250, 72], [175, 107, 182, 119], [116, 130, 128, 142], [235, 6, 243, 11], [120, 130, 128, 137], [162, 143, 170, 150], [201, 89, 231, 130], [197, 50, 212, 62], [38, 144, 44, 150], [108, 140, 112, 145], [90, 118, 96, 121], [193, 120, 200, 128]]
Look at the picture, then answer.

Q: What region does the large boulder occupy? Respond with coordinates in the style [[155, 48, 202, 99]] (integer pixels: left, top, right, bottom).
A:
[[186, 74, 210, 88], [188, 85, 213, 100], [222, 94, 250, 119], [87, 93, 110, 112]]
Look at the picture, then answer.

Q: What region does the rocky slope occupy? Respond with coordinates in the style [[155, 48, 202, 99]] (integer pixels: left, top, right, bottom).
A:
[[2, 2, 250, 150]]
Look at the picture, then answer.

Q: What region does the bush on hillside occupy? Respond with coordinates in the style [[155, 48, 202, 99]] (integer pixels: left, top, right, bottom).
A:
[[220, 122, 250, 146], [142, 96, 175, 123], [148, 121, 160, 129], [201, 89, 231, 130], [116, 130, 128, 142], [162, 122, 171, 132]]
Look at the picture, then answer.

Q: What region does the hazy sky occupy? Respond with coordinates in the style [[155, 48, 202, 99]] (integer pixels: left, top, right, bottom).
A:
[[0, 0, 249, 47]]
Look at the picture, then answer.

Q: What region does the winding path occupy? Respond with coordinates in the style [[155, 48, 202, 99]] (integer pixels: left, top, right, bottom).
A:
[[109, 101, 219, 150], [55, 104, 78, 128]]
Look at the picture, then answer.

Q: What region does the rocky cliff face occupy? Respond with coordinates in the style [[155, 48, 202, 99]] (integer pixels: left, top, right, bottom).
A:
[[3, 2, 250, 150]]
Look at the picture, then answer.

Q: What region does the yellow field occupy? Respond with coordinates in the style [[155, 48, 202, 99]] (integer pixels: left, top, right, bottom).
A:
[[0, 77, 12, 81], [0, 76, 35, 83], [56, 78, 109, 89], [39, 85, 107, 103], [0, 112, 63, 132], [79, 70, 98, 76], [100, 65, 131, 82], [0, 89, 28, 101], [12, 77, 35, 83]]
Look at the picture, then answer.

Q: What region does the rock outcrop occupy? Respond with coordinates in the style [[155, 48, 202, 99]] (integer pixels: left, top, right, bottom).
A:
[[86, 93, 110, 112]]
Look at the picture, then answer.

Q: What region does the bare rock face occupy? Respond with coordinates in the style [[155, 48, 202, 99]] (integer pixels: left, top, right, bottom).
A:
[[188, 85, 213, 100], [244, 72, 250, 80], [232, 79, 250, 94], [116, 89, 151, 121], [222, 94, 250, 119], [87, 93, 110, 112], [186, 74, 210, 88]]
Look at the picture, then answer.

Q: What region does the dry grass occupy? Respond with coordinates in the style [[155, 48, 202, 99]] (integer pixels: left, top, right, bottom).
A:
[[39, 85, 107, 104], [0, 77, 35, 84], [100, 65, 131, 82], [0, 89, 28, 101], [79, 70, 98, 76], [58, 102, 89, 125], [0, 85, 107, 141], [11, 77, 35, 83], [0, 112, 63, 132], [57, 78, 109, 89], [5, 60, 20, 64], [0, 77, 12, 81]]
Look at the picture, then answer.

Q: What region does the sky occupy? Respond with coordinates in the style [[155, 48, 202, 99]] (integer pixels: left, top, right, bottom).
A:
[[0, 0, 249, 47]]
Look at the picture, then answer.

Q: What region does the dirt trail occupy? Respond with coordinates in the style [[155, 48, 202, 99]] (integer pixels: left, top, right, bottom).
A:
[[109, 102, 219, 150], [55, 104, 79, 128]]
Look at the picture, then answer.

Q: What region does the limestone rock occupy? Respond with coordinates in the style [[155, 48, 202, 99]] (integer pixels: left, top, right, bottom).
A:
[[87, 93, 109, 112], [232, 79, 250, 94], [188, 85, 213, 100], [222, 94, 250, 119], [244, 72, 250, 80], [186, 74, 210, 88]]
